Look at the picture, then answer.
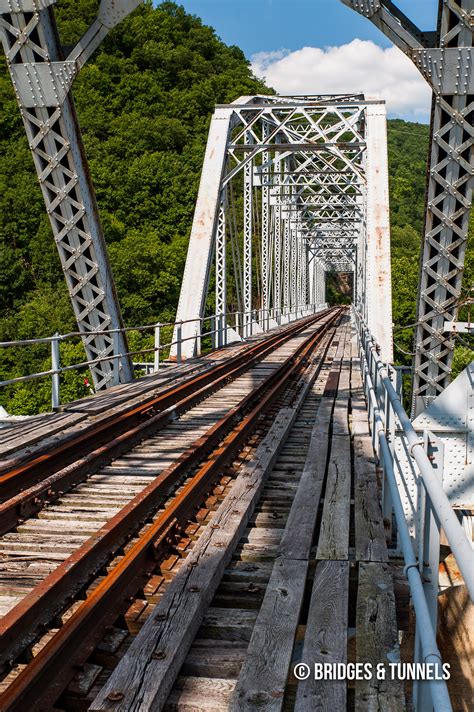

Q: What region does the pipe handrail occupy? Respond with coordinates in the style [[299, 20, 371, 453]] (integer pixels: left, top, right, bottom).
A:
[[354, 308, 474, 599], [0, 303, 326, 400], [0, 305, 311, 348], [352, 305, 474, 712]]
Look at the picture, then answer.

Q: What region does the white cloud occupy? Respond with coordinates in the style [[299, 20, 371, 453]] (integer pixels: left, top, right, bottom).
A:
[[251, 39, 432, 122]]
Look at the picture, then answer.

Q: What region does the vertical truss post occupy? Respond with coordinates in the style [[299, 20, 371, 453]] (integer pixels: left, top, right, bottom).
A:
[[51, 332, 60, 409], [283, 158, 291, 315], [0, 0, 141, 389], [173, 106, 234, 358], [261, 120, 270, 316], [356, 192, 366, 316], [274, 204, 282, 319], [365, 102, 393, 362], [215, 196, 227, 348], [308, 248, 315, 306], [243, 131, 253, 337], [341, 0, 473, 412], [297, 219, 303, 311], [317, 260, 326, 305], [302, 237, 308, 309], [291, 216, 298, 311]]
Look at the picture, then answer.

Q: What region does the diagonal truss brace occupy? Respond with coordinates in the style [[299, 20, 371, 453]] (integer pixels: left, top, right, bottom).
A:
[[0, 1, 142, 390], [342, 0, 474, 415], [174, 95, 392, 361]]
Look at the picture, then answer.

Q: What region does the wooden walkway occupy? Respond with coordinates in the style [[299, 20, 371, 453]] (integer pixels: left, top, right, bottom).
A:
[[91, 321, 406, 711]]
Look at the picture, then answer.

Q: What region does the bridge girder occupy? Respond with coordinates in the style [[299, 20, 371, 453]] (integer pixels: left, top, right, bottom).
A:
[[0, 0, 141, 390], [173, 95, 392, 360], [342, 0, 473, 414]]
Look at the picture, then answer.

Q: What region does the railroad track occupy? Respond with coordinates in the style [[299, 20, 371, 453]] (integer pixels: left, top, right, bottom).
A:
[[0, 309, 333, 511], [88, 313, 402, 712], [0, 307, 344, 710]]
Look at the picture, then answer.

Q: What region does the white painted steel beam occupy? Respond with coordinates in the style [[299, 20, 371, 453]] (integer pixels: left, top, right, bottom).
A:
[[174, 95, 392, 360], [172, 108, 234, 358], [364, 102, 393, 362]]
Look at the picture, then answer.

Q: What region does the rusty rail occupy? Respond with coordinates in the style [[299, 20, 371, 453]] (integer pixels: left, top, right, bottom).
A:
[[0, 310, 335, 534], [0, 309, 342, 710]]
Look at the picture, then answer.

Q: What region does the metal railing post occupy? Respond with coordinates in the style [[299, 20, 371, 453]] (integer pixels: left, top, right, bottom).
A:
[[196, 319, 202, 357], [51, 333, 60, 409], [154, 323, 161, 372], [210, 316, 216, 350], [176, 322, 182, 364], [111, 330, 120, 386], [382, 365, 395, 543], [413, 432, 444, 712]]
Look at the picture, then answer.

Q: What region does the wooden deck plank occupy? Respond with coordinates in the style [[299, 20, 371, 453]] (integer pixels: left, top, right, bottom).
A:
[[0, 411, 87, 459], [230, 557, 308, 711], [316, 432, 351, 561], [164, 676, 236, 711], [351, 361, 388, 563], [356, 562, 405, 711], [295, 560, 349, 711], [90, 407, 301, 712]]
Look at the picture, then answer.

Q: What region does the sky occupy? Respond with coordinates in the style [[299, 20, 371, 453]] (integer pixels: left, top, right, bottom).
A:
[[162, 1, 439, 122]]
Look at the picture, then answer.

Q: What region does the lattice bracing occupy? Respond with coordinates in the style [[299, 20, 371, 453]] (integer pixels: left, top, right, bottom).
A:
[[0, 1, 140, 390], [342, 0, 473, 414], [174, 95, 392, 360]]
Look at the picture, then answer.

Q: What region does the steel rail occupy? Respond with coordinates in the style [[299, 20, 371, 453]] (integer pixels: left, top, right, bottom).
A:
[[0, 310, 333, 512], [0, 309, 343, 710], [0, 310, 340, 654]]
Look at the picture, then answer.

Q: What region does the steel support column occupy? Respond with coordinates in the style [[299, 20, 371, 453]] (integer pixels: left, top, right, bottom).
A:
[[342, 0, 473, 411], [172, 107, 234, 358], [215, 196, 227, 347], [365, 102, 393, 362], [0, 0, 141, 389], [243, 131, 253, 337]]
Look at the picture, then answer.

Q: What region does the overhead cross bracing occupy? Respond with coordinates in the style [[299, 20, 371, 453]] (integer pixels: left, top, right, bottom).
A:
[[173, 94, 393, 361]]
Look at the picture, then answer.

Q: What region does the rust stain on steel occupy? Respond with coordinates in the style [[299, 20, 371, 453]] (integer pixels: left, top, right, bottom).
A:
[[0, 309, 342, 711]]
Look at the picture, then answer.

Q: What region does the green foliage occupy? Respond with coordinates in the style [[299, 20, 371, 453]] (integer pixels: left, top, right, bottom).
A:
[[0, 1, 270, 412], [387, 120, 426, 367], [326, 273, 352, 305], [0, 4, 471, 414]]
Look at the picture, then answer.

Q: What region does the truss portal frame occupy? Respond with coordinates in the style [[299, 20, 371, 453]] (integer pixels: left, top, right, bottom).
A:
[[342, 0, 473, 414], [0, 0, 141, 389], [174, 95, 392, 361]]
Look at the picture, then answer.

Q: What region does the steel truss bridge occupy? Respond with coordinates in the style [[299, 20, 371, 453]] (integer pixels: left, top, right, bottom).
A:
[[0, 2, 472, 712]]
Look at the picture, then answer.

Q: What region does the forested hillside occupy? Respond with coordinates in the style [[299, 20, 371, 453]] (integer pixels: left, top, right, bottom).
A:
[[0, 0, 471, 413]]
